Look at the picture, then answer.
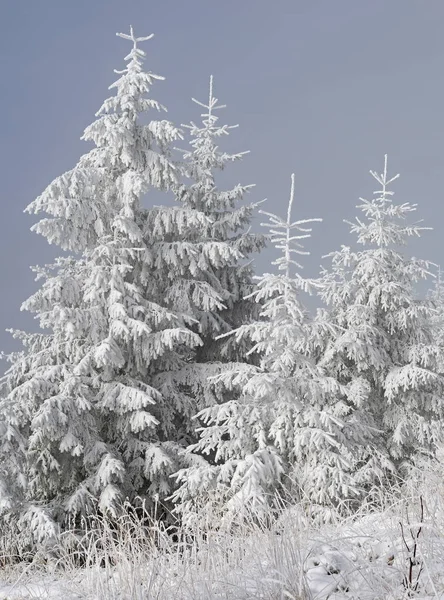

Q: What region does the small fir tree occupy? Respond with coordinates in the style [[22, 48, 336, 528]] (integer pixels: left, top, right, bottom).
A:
[[317, 156, 444, 486]]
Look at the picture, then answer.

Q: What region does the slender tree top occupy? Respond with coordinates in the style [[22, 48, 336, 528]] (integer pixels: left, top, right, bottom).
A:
[[348, 154, 430, 248], [116, 26, 154, 49], [260, 174, 321, 278], [369, 154, 399, 205], [191, 75, 229, 125], [177, 76, 250, 193], [185, 76, 240, 140], [113, 26, 157, 77]]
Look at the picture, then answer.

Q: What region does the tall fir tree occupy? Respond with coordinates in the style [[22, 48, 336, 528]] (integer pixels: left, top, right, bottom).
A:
[[317, 156, 444, 488], [172, 174, 364, 525], [0, 28, 202, 542], [144, 77, 266, 454]]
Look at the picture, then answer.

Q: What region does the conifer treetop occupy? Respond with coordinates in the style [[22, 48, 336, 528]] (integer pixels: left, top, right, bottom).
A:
[[259, 173, 322, 278], [26, 26, 180, 253], [114, 26, 156, 75], [181, 76, 248, 163], [116, 26, 154, 48], [347, 154, 431, 248], [370, 153, 399, 203], [191, 75, 229, 125]]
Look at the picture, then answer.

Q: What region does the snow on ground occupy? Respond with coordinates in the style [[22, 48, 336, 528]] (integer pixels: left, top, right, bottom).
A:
[[0, 577, 84, 599], [1, 497, 444, 600]]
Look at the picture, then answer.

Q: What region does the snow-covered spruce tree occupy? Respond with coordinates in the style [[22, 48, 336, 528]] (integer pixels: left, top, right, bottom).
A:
[[427, 267, 444, 370], [0, 28, 202, 541], [145, 77, 266, 451], [172, 174, 369, 524], [317, 155, 444, 486], [171, 76, 265, 358]]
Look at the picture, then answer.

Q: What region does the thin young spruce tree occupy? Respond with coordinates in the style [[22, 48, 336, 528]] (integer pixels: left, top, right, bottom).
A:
[[145, 77, 266, 453], [172, 76, 265, 358]]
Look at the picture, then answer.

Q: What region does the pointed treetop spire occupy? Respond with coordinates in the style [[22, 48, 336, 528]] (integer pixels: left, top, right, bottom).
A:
[[260, 174, 321, 278], [191, 75, 227, 122], [369, 154, 400, 202], [287, 172, 296, 228], [116, 26, 154, 50], [437, 265, 442, 301], [348, 154, 429, 248]]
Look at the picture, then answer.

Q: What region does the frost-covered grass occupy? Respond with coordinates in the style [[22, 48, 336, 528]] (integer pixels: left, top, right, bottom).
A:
[[2, 470, 444, 599]]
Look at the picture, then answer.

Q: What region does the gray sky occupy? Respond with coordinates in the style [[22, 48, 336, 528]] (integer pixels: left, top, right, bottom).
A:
[[1, 0, 444, 361]]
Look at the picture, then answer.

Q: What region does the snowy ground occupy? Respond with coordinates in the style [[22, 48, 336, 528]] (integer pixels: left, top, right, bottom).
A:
[[1, 489, 444, 599]]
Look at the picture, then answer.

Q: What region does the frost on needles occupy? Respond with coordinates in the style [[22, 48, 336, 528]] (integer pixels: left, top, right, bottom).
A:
[[0, 29, 265, 544], [166, 75, 265, 359], [173, 159, 444, 525], [427, 267, 444, 369], [147, 76, 266, 458], [318, 156, 444, 494], [0, 28, 196, 540], [172, 174, 353, 524], [1, 23, 443, 547]]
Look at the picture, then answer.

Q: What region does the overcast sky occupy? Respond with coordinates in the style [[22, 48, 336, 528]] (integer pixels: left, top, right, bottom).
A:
[[1, 0, 444, 361]]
